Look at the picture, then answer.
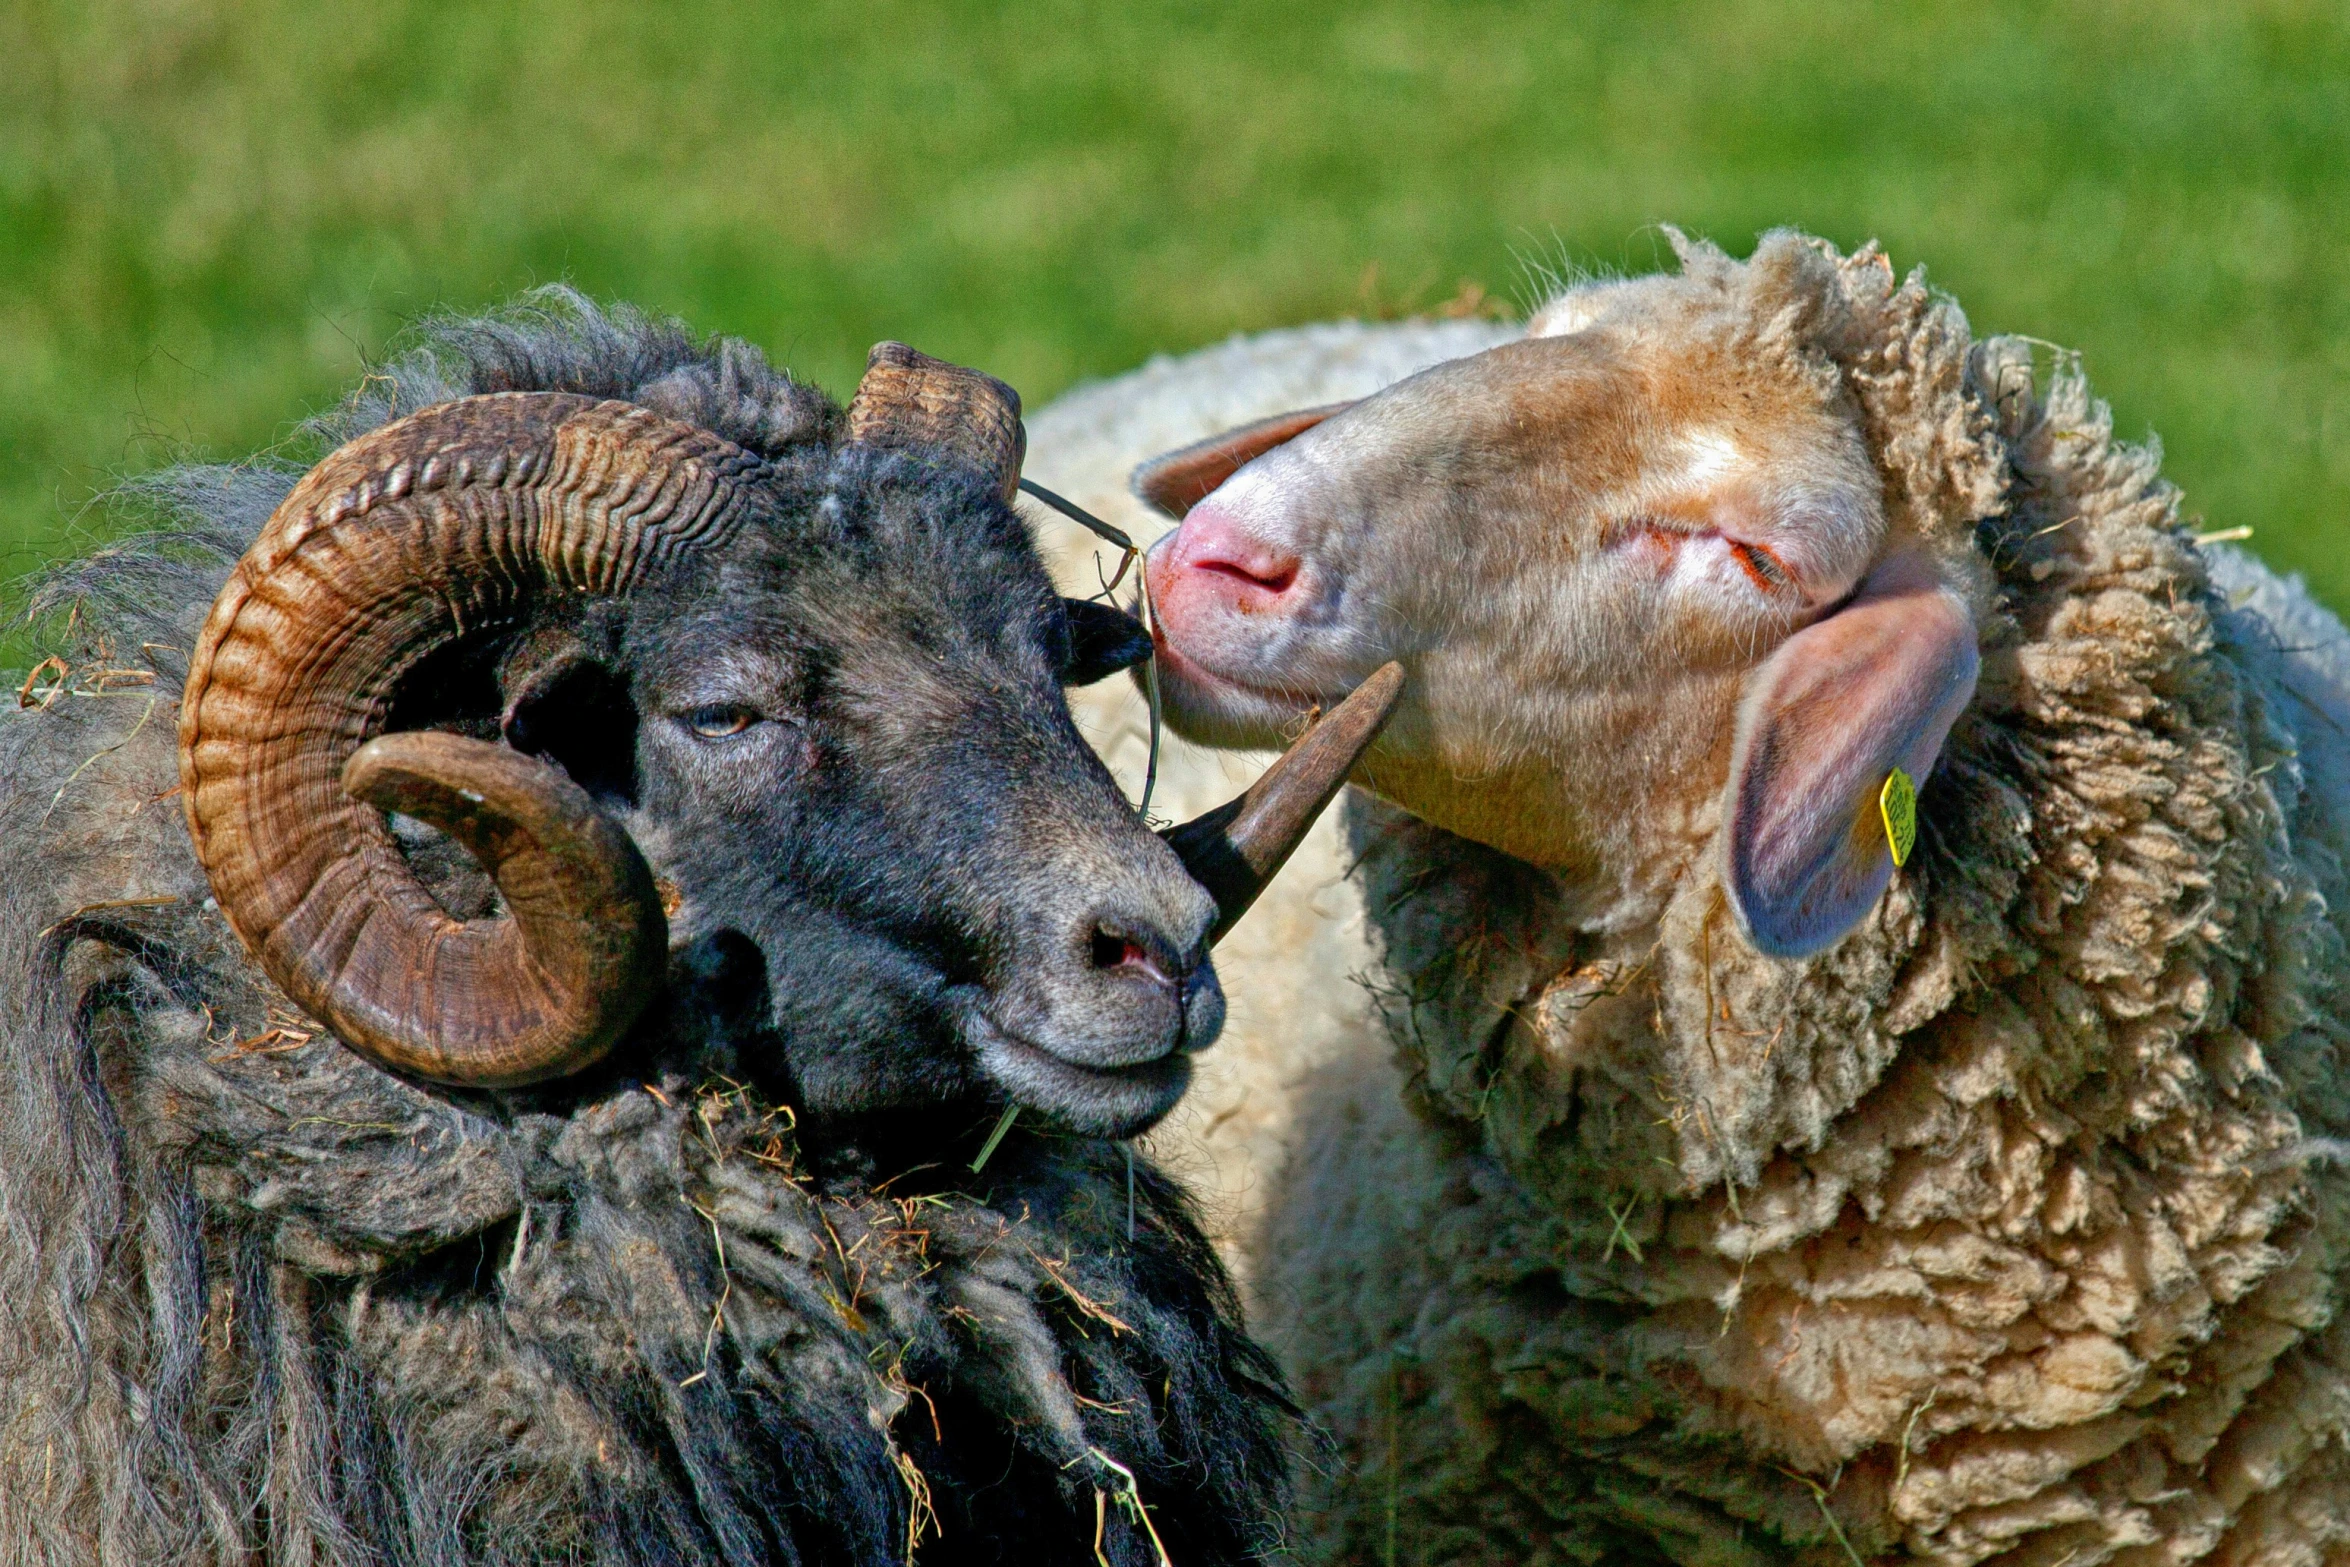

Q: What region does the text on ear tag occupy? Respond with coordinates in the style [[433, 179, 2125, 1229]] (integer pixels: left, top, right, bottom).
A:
[[1880, 768, 1918, 868]]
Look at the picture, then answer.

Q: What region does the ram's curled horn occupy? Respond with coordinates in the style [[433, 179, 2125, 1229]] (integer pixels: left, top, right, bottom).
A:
[[1165, 661, 1406, 943], [847, 341, 1027, 502], [179, 393, 762, 1088]]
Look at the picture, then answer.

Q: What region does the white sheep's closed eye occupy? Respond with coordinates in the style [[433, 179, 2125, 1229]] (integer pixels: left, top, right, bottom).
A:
[[1605, 516, 1802, 600]]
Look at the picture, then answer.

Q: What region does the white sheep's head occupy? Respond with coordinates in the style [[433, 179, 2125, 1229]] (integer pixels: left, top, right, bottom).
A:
[[1141, 232, 1997, 959]]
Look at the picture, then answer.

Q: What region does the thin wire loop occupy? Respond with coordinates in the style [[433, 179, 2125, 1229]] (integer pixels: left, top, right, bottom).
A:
[[1019, 478, 1134, 553], [1015, 478, 1165, 818]]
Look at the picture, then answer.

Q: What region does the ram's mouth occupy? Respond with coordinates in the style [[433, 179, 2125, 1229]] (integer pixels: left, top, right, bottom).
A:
[[964, 1009, 1193, 1140]]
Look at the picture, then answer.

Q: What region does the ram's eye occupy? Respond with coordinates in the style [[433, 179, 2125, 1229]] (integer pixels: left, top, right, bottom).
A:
[[683, 704, 759, 740]]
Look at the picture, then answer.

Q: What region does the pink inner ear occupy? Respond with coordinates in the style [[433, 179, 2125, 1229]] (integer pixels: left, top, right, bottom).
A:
[[1130, 402, 1355, 519], [1725, 550, 1978, 959]]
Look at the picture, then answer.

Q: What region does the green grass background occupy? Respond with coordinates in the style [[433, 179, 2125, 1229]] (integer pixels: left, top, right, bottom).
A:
[[5, 0, 2344, 598]]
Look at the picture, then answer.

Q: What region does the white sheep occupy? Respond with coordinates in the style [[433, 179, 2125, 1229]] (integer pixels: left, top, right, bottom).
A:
[[1031, 234, 2350, 1565]]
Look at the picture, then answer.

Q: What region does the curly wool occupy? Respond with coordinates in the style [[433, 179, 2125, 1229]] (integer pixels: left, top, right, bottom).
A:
[[0, 297, 1294, 1566], [1255, 235, 2350, 1566]]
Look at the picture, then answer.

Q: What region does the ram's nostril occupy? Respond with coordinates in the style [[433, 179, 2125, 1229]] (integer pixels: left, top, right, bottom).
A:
[[1089, 927, 1176, 987]]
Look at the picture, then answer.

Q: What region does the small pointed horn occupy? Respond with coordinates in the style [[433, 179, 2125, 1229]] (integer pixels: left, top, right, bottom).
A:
[[847, 342, 1026, 503], [1163, 662, 1405, 944]]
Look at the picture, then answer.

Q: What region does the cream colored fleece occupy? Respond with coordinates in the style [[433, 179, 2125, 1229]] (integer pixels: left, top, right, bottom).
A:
[[1029, 239, 2350, 1566]]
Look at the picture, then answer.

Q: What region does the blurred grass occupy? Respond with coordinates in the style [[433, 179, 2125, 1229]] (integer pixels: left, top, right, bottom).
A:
[[4, 0, 2345, 600]]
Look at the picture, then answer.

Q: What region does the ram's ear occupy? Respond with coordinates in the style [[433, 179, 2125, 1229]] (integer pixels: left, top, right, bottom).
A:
[[1725, 549, 1977, 959], [1062, 598, 1154, 686], [500, 628, 641, 805], [1131, 402, 1355, 520]]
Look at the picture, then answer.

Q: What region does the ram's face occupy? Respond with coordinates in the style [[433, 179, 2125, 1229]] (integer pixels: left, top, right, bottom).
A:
[[546, 458, 1225, 1138], [186, 352, 1394, 1112]]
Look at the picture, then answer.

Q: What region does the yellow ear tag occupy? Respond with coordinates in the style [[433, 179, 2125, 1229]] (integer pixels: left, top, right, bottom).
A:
[[1879, 767, 1918, 868]]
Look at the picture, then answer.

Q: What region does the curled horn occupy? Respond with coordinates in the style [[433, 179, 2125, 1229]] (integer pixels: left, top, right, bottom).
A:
[[847, 341, 1026, 502], [1165, 662, 1406, 943], [179, 392, 766, 1088]]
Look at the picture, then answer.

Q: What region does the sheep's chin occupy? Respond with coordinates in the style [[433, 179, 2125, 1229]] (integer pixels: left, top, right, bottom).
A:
[[1147, 633, 1337, 752], [965, 1010, 1194, 1139]]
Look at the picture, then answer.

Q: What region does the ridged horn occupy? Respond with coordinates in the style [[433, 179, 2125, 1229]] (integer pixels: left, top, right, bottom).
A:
[[179, 392, 766, 1087], [847, 342, 1026, 502], [1164, 662, 1406, 944]]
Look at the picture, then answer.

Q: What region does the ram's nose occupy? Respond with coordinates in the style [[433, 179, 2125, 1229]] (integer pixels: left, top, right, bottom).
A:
[[1047, 867, 1223, 1066], [1149, 501, 1305, 624], [973, 861, 1224, 1138]]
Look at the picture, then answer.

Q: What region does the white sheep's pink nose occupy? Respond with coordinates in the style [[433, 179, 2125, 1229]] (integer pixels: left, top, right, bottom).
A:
[[1150, 502, 1304, 622]]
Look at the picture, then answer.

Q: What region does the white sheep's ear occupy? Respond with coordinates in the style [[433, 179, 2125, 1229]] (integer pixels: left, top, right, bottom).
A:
[[1724, 548, 1978, 959], [1130, 402, 1355, 519]]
